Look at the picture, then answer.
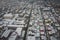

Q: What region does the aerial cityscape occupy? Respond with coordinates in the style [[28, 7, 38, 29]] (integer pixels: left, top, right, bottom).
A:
[[0, 0, 60, 40]]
